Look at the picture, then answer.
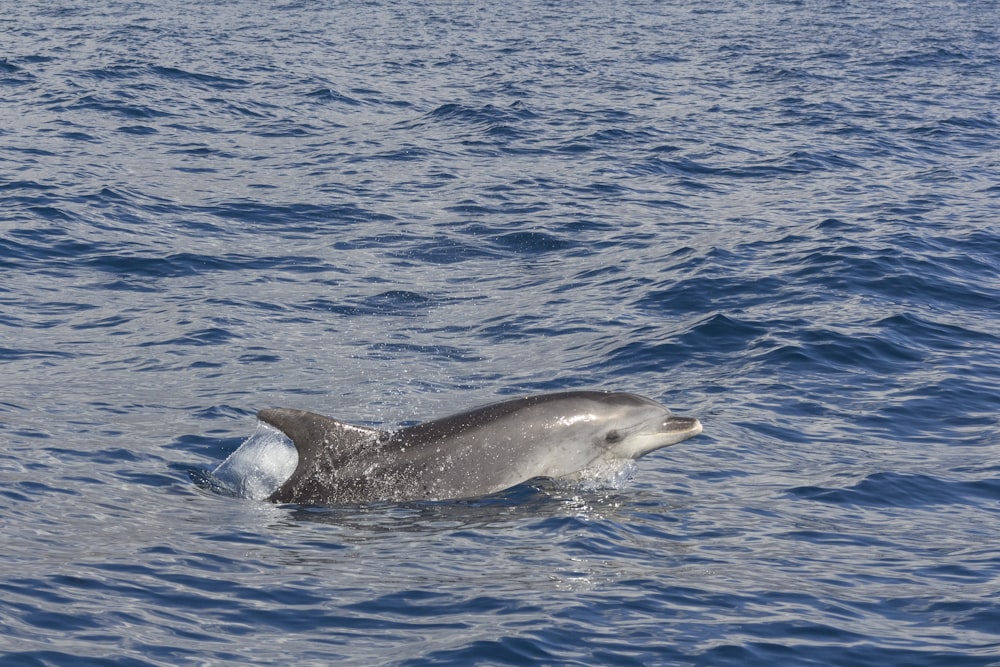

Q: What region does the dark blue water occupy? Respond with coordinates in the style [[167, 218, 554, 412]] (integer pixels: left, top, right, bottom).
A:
[[3, 0, 999, 664]]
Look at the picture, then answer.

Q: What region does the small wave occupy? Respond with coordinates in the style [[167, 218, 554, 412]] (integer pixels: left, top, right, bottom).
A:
[[304, 87, 363, 106], [489, 231, 574, 255], [149, 65, 249, 90], [788, 472, 1000, 509]]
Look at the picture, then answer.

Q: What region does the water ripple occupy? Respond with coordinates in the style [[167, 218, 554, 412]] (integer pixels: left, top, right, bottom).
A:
[[2, 0, 999, 664]]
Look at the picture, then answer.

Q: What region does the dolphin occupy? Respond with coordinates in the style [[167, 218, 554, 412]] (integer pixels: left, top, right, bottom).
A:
[[212, 391, 702, 505]]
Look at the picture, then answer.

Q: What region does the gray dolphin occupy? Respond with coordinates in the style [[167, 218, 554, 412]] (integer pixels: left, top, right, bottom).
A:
[[213, 391, 702, 505]]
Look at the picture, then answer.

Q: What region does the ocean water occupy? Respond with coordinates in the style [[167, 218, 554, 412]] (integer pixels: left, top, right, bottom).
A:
[[2, 0, 999, 664]]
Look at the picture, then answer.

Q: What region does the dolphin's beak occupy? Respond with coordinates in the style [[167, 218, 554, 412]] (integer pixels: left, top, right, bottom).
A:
[[663, 416, 703, 440]]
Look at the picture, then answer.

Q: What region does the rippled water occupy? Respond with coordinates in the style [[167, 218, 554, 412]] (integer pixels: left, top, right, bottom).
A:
[[3, 0, 999, 664]]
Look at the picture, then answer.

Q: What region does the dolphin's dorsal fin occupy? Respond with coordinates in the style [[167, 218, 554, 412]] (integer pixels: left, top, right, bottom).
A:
[[257, 408, 381, 504]]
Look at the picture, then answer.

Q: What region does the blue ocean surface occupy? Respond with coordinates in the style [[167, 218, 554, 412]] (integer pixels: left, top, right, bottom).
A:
[[2, 0, 999, 664]]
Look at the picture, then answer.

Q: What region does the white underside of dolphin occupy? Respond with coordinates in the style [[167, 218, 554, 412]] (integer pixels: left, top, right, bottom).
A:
[[211, 391, 702, 504]]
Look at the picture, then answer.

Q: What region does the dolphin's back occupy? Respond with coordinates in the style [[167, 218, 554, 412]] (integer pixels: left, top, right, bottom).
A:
[[259, 395, 586, 504], [385, 391, 645, 497]]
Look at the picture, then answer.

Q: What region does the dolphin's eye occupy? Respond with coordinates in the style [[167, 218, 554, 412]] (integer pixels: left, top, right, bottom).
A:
[[605, 430, 621, 444]]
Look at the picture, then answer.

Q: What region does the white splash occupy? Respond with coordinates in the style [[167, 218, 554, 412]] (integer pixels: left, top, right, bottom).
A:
[[212, 422, 298, 500], [556, 459, 637, 492]]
